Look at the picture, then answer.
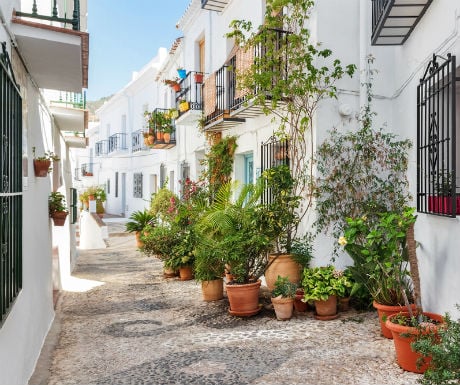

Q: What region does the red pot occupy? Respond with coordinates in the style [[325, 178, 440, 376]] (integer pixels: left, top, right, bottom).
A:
[[226, 280, 261, 317], [373, 301, 417, 339]]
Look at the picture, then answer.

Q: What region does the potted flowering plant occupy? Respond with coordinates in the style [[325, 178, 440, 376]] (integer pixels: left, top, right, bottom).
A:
[[48, 191, 68, 226], [271, 276, 297, 320], [33, 146, 60, 177]]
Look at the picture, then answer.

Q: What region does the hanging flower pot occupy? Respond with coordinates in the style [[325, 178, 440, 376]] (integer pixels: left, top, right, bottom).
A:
[[51, 211, 68, 226], [169, 108, 179, 119], [177, 68, 187, 79], [179, 100, 190, 112], [194, 72, 204, 83], [33, 159, 51, 177]]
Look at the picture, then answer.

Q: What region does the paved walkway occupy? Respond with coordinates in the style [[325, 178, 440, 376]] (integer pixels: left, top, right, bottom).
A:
[[29, 227, 423, 385]]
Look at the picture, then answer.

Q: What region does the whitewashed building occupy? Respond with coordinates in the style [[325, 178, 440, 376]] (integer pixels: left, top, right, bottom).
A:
[[0, 0, 88, 384]]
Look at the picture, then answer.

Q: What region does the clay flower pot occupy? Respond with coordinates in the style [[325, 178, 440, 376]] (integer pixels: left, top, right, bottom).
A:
[[294, 288, 308, 312], [385, 311, 444, 373], [265, 253, 301, 291], [271, 296, 294, 320], [314, 295, 338, 320], [135, 231, 144, 249], [226, 280, 261, 317], [51, 211, 68, 226], [179, 265, 193, 281], [373, 301, 418, 339], [201, 278, 224, 301], [33, 159, 51, 177]]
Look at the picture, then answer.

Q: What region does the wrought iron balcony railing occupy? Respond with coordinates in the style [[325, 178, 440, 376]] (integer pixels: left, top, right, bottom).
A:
[[132, 130, 149, 153], [150, 108, 176, 149], [81, 163, 94, 177], [175, 71, 203, 116], [95, 140, 108, 156], [50, 91, 86, 109], [108, 133, 127, 153], [15, 0, 81, 31]]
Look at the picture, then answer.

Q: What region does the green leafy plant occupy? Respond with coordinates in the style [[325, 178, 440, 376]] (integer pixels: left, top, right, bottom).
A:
[[412, 308, 460, 385], [272, 276, 297, 299], [314, 56, 412, 254], [48, 191, 68, 216], [33, 146, 60, 162], [340, 207, 416, 306], [125, 210, 155, 233], [289, 234, 314, 269], [150, 187, 178, 221], [302, 265, 352, 302], [141, 224, 179, 261]]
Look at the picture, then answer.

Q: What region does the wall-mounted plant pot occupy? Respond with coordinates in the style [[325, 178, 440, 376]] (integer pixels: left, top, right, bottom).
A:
[[179, 101, 190, 112], [194, 73, 204, 83], [51, 211, 68, 226], [428, 195, 460, 215], [171, 83, 181, 92], [33, 159, 51, 177], [177, 69, 187, 79], [169, 109, 179, 119]]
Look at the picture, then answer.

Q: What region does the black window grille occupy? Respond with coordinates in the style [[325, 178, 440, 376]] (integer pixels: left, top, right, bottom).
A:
[[69, 188, 77, 224], [417, 53, 459, 217], [260, 135, 289, 204], [133, 173, 143, 198], [107, 179, 110, 195], [160, 164, 166, 188], [115, 172, 119, 198], [0, 42, 23, 326]]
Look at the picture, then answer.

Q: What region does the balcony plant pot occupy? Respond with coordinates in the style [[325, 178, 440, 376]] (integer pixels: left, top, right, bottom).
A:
[[177, 68, 187, 79], [147, 134, 155, 145], [51, 211, 68, 226], [172, 83, 181, 92], [271, 296, 294, 320], [226, 279, 261, 317], [201, 278, 224, 301], [179, 101, 190, 112], [294, 288, 308, 312], [428, 195, 460, 215], [34, 159, 51, 177], [163, 132, 171, 144], [265, 253, 301, 291], [314, 295, 338, 320], [156, 131, 164, 141], [179, 265, 193, 281], [385, 311, 444, 373], [373, 301, 418, 339], [194, 73, 204, 83]]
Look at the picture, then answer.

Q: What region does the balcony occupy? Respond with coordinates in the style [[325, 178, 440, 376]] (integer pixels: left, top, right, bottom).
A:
[[11, 0, 89, 92], [50, 92, 88, 133], [201, 0, 229, 12], [63, 132, 87, 148], [81, 163, 94, 177], [132, 130, 149, 153], [148, 108, 176, 149], [95, 140, 108, 156], [174, 71, 203, 126], [108, 133, 127, 154], [371, 0, 433, 46]]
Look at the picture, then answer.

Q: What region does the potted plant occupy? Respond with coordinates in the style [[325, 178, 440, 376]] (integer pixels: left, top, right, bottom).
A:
[[177, 67, 187, 79], [169, 108, 179, 119], [125, 210, 155, 248], [48, 191, 68, 226], [302, 265, 351, 320], [196, 181, 273, 316], [164, 78, 181, 92], [33, 147, 60, 177], [194, 72, 204, 84], [163, 124, 173, 144], [341, 208, 417, 338], [194, 240, 225, 301], [271, 275, 297, 320], [179, 99, 190, 112]]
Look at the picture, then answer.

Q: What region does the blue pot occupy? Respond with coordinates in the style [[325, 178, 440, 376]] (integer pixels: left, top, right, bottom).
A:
[[177, 69, 187, 79]]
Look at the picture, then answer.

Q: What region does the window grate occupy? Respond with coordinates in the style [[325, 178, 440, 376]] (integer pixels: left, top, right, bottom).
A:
[[417, 53, 458, 217], [133, 173, 143, 198], [0, 43, 23, 326]]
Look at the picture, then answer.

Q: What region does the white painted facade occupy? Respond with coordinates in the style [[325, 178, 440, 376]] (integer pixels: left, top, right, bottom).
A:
[[0, 0, 88, 383]]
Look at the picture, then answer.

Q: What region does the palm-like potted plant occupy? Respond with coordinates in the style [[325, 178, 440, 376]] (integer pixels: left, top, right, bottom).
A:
[[271, 276, 297, 320], [302, 265, 351, 320], [125, 209, 155, 248], [196, 181, 273, 316], [49, 191, 68, 226]]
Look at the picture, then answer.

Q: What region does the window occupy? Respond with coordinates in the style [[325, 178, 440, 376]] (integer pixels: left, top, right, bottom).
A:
[[0, 46, 23, 325], [160, 164, 166, 188], [115, 172, 119, 197], [417, 53, 459, 217], [133, 173, 143, 198], [107, 179, 111, 194], [180, 161, 190, 198]]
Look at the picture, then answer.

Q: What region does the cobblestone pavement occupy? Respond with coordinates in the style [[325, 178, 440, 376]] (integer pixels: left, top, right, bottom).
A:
[[29, 230, 423, 385]]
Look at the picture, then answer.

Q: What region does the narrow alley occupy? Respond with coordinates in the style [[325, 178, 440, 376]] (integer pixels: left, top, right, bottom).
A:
[[29, 223, 422, 385]]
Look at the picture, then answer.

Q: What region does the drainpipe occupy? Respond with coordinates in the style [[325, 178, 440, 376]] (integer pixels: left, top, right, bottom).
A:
[[359, 0, 370, 109]]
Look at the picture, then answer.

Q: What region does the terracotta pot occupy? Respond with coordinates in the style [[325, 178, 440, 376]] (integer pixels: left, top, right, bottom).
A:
[[33, 159, 51, 177], [339, 297, 351, 312], [163, 132, 171, 144], [143, 136, 150, 146], [294, 289, 308, 312], [179, 265, 193, 281], [271, 296, 294, 320], [135, 231, 144, 248], [265, 253, 301, 291], [373, 301, 418, 339], [314, 295, 338, 320], [201, 278, 224, 301], [172, 83, 181, 92], [147, 134, 155, 145], [163, 266, 176, 278], [226, 280, 261, 317], [156, 131, 164, 141], [386, 312, 444, 373], [88, 194, 95, 201], [194, 73, 204, 83], [51, 211, 68, 226]]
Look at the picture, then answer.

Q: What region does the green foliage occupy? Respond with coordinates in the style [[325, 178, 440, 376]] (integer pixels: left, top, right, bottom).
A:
[[195, 181, 273, 284], [314, 56, 412, 252], [302, 265, 352, 302], [141, 224, 179, 260], [79, 186, 106, 203], [150, 187, 178, 221], [144, 110, 173, 133], [290, 234, 314, 269], [341, 207, 416, 306], [412, 309, 460, 385], [202, 136, 237, 199], [227, 0, 356, 230], [32, 146, 60, 161], [272, 276, 297, 298], [125, 210, 155, 233], [48, 192, 68, 215]]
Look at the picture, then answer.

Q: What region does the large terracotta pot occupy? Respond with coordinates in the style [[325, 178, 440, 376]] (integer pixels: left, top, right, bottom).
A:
[[271, 296, 294, 320], [135, 231, 144, 248], [226, 280, 261, 317], [373, 301, 418, 339], [386, 312, 444, 373], [179, 265, 193, 281], [314, 295, 338, 320], [264, 253, 301, 291], [34, 159, 51, 177], [201, 278, 224, 301]]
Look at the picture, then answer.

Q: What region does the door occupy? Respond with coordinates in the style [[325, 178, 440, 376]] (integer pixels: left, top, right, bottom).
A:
[[244, 153, 254, 185], [121, 173, 126, 216]]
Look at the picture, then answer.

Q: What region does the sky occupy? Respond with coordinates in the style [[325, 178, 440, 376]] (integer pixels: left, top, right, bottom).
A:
[[87, 0, 191, 101]]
